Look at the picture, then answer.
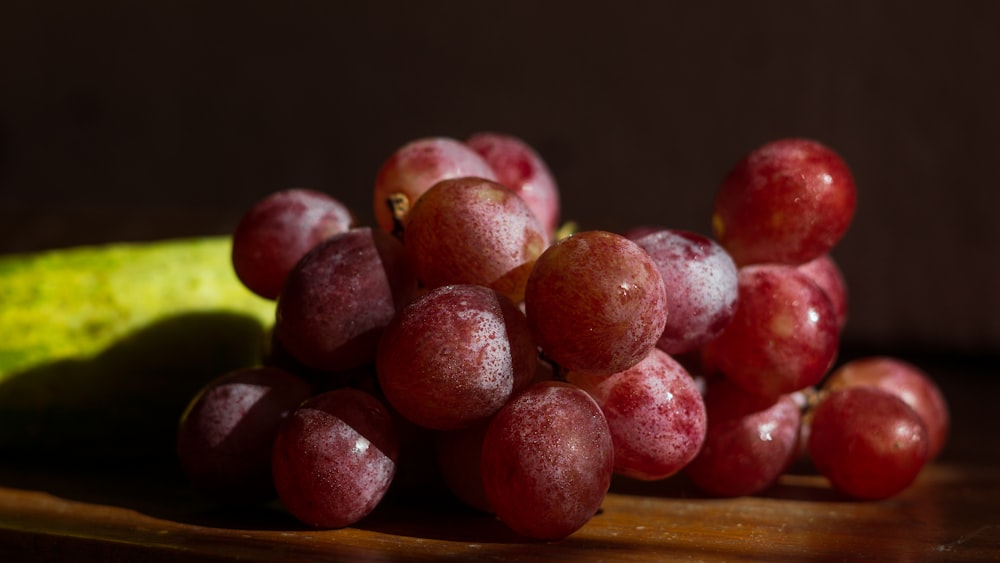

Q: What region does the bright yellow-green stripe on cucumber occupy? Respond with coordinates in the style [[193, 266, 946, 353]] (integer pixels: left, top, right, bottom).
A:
[[0, 237, 274, 379], [0, 237, 277, 455]]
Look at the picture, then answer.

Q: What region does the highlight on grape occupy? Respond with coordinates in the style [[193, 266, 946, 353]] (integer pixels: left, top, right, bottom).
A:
[[176, 132, 949, 541]]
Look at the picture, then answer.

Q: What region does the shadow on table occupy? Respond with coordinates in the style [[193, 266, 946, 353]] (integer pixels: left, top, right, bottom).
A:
[[0, 311, 294, 527]]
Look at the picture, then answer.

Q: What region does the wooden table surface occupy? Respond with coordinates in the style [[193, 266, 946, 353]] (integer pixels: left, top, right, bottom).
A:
[[1, 354, 997, 562]]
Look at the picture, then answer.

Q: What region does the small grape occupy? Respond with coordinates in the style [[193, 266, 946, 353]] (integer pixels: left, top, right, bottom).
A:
[[567, 347, 707, 481], [712, 138, 857, 266], [176, 366, 312, 505], [808, 386, 929, 500], [271, 388, 400, 528], [524, 230, 669, 376], [481, 381, 614, 540], [232, 189, 354, 300]]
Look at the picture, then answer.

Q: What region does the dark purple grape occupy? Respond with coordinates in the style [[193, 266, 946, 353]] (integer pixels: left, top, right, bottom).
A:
[[274, 227, 418, 372], [271, 388, 399, 528], [232, 189, 354, 300]]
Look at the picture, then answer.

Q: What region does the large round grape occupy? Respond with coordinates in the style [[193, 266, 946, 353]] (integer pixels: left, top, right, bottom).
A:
[[402, 177, 548, 303], [712, 138, 857, 266], [567, 347, 706, 481], [232, 189, 355, 300], [271, 388, 399, 528], [701, 263, 839, 398], [274, 227, 417, 372], [481, 381, 614, 540], [808, 386, 929, 500], [373, 137, 497, 236], [524, 230, 669, 376], [376, 284, 537, 430]]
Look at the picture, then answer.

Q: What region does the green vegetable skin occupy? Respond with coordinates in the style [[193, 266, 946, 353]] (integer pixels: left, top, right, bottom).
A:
[[0, 237, 276, 456]]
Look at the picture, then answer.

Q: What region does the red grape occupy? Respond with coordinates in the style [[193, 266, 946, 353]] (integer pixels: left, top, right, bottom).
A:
[[376, 284, 537, 430], [481, 381, 614, 540], [231, 188, 354, 300], [701, 263, 839, 398], [402, 177, 548, 302], [176, 366, 312, 504], [823, 356, 949, 459], [567, 347, 707, 481], [274, 227, 418, 372], [712, 138, 857, 266], [373, 137, 497, 237], [685, 378, 802, 497], [524, 230, 669, 376], [271, 388, 400, 528], [465, 132, 561, 237], [797, 253, 849, 331], [629, 228, 739, 355], [808, 386, 929, 500]]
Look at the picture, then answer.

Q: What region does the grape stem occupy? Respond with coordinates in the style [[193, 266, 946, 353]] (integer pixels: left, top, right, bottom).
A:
[[386, 193, 410, 242], [539, 352, 568, 382]]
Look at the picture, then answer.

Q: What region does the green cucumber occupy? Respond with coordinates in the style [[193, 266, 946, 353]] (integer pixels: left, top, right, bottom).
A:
[[0, 237, 277, 457]]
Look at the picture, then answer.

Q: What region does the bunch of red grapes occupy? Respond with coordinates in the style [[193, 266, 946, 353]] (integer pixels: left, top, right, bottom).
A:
[[176, 134, 949, 541]]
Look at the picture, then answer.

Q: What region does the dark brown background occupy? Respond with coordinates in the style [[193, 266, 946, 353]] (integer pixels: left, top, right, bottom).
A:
[[1, 1, 998, 360]]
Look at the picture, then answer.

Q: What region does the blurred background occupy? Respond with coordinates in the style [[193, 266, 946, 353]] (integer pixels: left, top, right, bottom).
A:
[[1, 1, 998, 360]]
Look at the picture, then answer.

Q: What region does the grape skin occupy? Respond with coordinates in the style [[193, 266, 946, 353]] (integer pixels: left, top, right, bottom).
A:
[[375, 284, 537, 431], [808, 386, 929, 500], [373, 137, 497, 236], [176, 367, 312, 505], [231, 189, 355, 300], [466, 132, 561, 238], [684, 378, 802, 497], [524, 230, 669, 376], [271, 388, 400, 529], [712, 138, 857, 266], [797, 253, 849, 331], [823, 356, 949, 459], [701, 263, 839, 398], [402, 177, 548, 303], [629, 228, 739, 355], [481, 381, 614, 540], [274, 227, 417, 372], [567, 347, 707, 481], [184, 131, 947, 535]]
